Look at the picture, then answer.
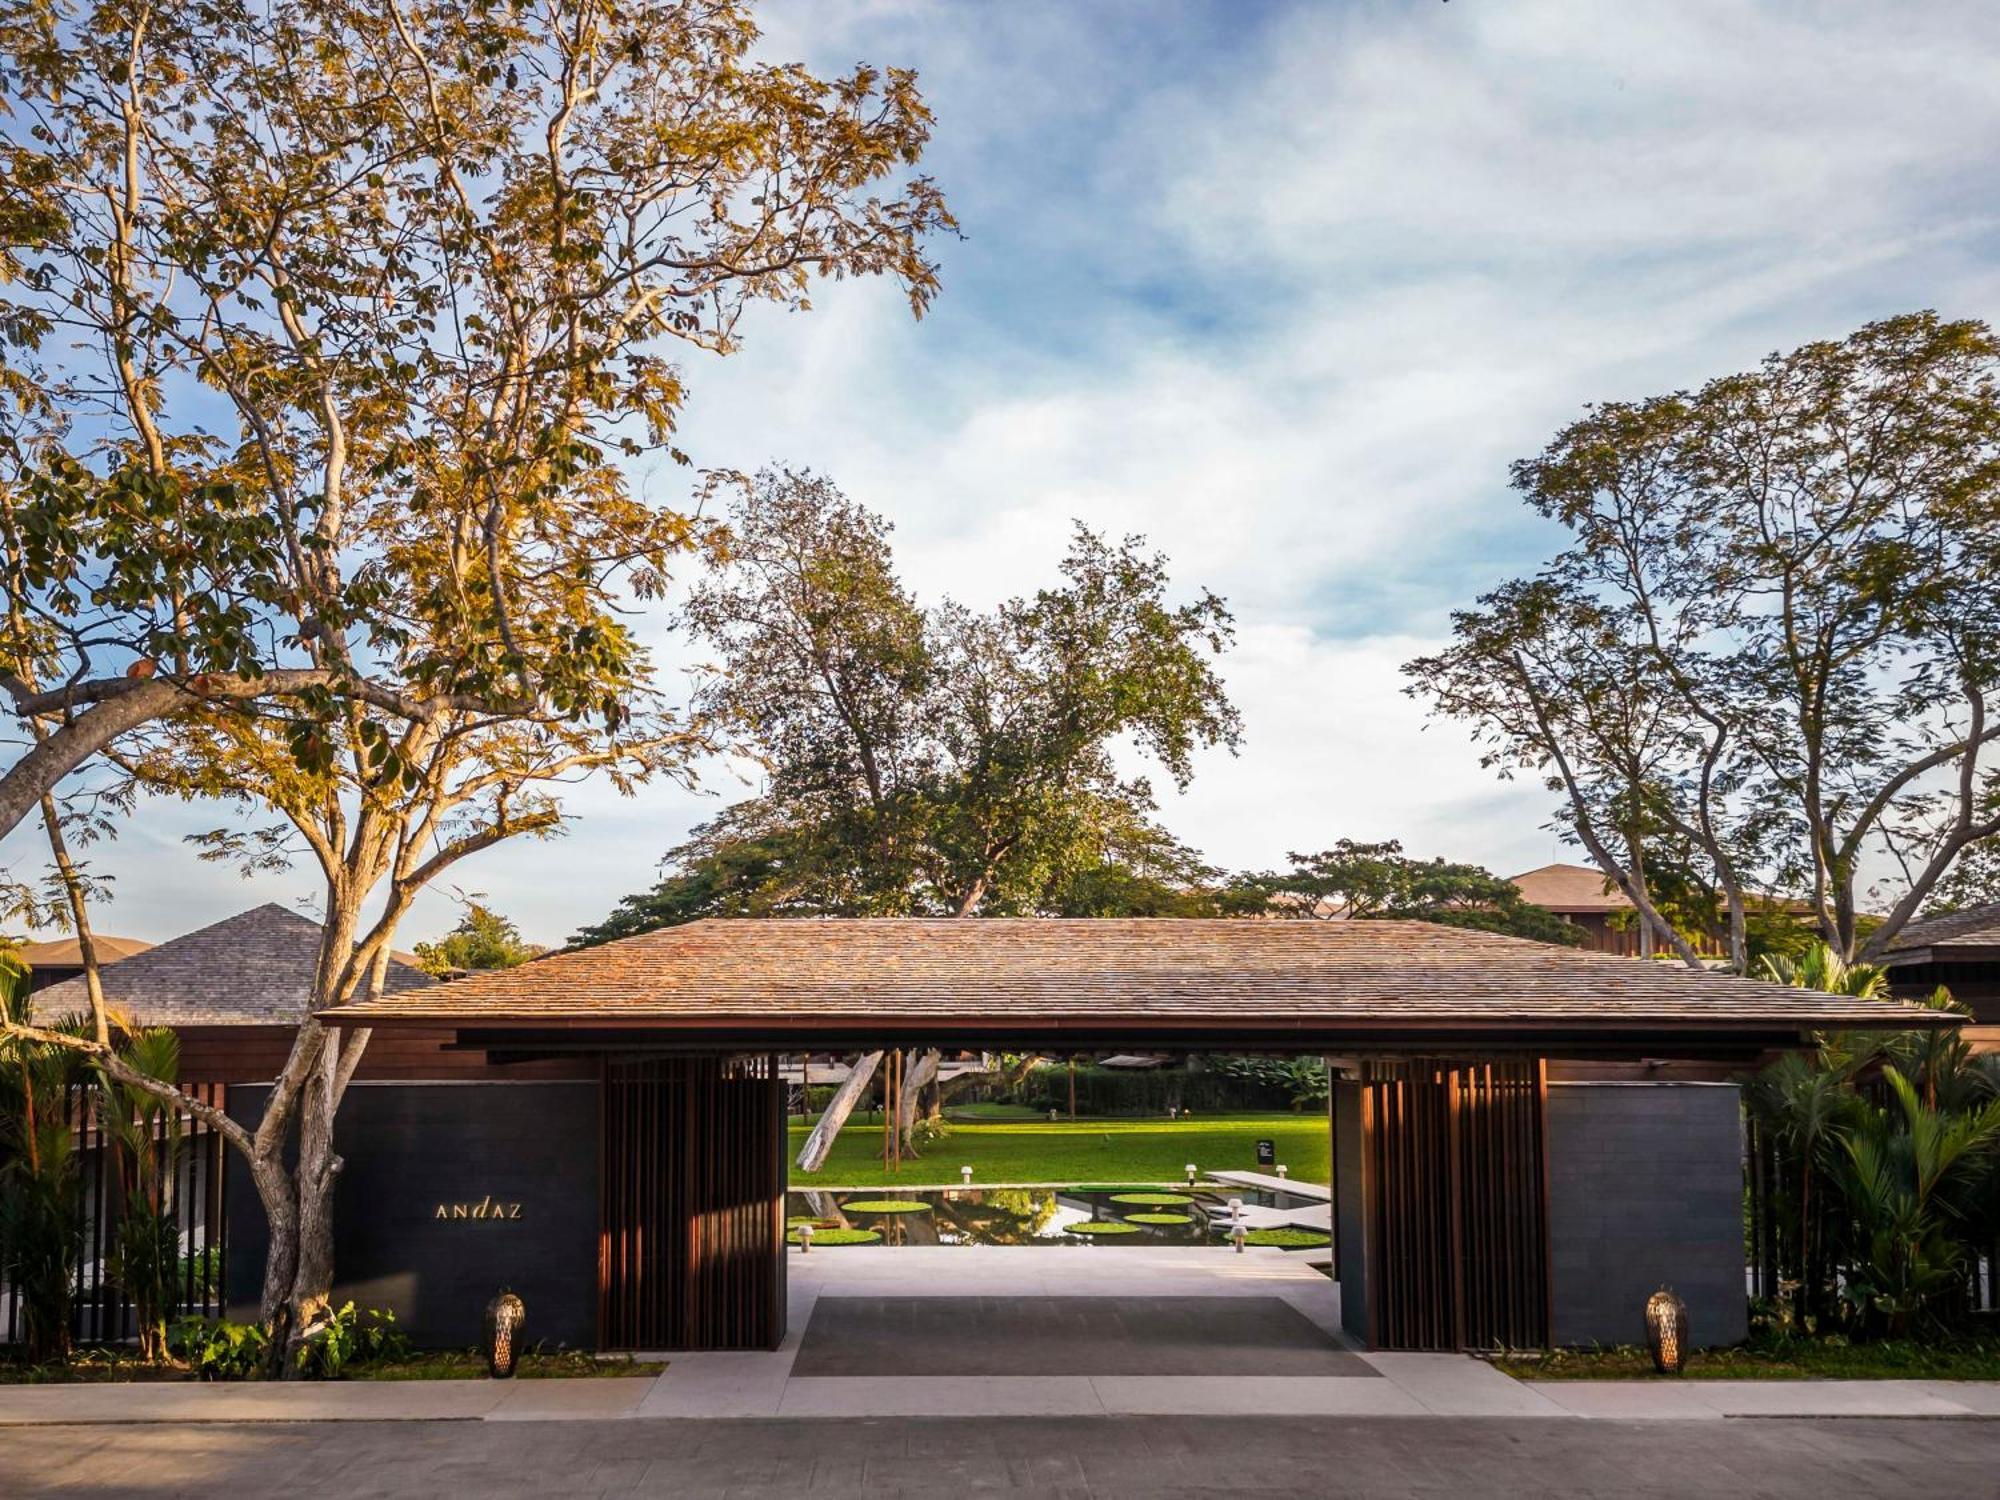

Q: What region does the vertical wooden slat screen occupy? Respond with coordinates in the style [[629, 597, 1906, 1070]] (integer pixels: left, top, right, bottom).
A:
[[1359, 1057, 1549, 1350], [0, 1080, 228, 1347], [598, 1054, 784, 1351]]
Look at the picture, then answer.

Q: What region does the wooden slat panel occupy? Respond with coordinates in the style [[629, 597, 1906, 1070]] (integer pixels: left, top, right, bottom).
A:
[[598, 1055, 783, 1351], [1359, 1056, 1549, 1351]]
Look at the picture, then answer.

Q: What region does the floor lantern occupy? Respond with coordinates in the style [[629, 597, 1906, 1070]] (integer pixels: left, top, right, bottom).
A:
[[484, 1291, 526, 1379], [961, 1166, 973, 1185], [1645, 1288, 1689, 1375], [1185, 1163, 1198, 1186]]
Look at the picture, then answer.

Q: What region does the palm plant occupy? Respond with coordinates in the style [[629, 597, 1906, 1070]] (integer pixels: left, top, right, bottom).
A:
[[98, 1026, 187, 1362], [1743, 1047, 1863, 1326], [1828, 1067, 2000, 1336], [0, 971, 90, 1364]]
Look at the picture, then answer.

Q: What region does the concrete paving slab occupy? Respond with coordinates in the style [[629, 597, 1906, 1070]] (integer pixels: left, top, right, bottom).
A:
[[485, 1377, 657, 1420], [0, 1378, 507, 1424], [1520, 1380, 1728, 1420], [1365, 1353, 1573, 1418], [1089, 1374, 1430, 1416], [775, 1375, 1108, 1417], [1692, 1379, 1985, 1418], [1903, 1380, 2000, 1415]]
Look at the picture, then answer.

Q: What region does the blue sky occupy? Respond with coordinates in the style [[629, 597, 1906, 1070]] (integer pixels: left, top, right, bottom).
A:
[[9, 0, 2000, 948]]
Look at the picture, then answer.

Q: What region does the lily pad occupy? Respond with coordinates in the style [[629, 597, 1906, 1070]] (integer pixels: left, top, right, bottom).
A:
[[789, 1227, 881, 1246], [838, 1199, 931, 1214], [1109, 1192, 1194, 1207], [1241, 1227, 1331, 1250], [1066, 1220, 1142, 1236], [1125, 1212, 1194, 1225]]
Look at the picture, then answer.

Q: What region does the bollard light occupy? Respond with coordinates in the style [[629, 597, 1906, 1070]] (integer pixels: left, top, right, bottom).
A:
[[1644, 1287, 1689, 1374], [1049, 1107, 1060, 1122], [1228, 1197, 1244, 1222], [961, 1166, 973, 1185], [1232, 1224, 1247, 1254], [1276, 1165, 1288, 1179], [798, 1222, 814, 1254], [1185, 1163, 1198, 1186], [483, 1291, 526, 1379]]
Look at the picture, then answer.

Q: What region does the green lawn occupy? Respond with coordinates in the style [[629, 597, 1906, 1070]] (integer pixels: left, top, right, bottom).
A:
[[787, 1111, 1329, 1188]]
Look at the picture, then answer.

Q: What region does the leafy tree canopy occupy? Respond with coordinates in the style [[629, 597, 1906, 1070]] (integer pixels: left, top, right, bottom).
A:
[[1225, 840, 1582, 945], [579, 469, 1240, 940], [1405, 313, 2000, 971], [413, 903, 545, 976]]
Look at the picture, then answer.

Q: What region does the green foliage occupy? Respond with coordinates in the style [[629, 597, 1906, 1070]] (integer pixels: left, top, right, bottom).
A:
[[1227, 840, 1581, 946], [95, 1024, 186, 1362], [576, 471, 1238, 939], [1746, 944, 2000, 1338], [0, 0, 953, 811], [1406, 312, 2000, 969], [169, 1317, 270, 1381], [0, 1003, 89, 1364], [1198, 1055, 1330, 1111], [297, 1303, 413, 1380], [1019, 1060, 1295, 1117], [413, 904, 545, 976]]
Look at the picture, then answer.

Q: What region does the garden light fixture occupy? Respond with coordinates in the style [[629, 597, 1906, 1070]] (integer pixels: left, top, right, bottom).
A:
[[798, 1223, 814, 1253], [961, 1166, 973, 1185], [1644, 1287, 1688, 1374], [1185, 1163, 1198, 1186], [483, 1291, 525, 1379]]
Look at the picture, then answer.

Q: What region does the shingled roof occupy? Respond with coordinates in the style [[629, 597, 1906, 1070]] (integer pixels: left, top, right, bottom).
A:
[[322, 917, 1947, 1052], [34, 903, 432, 1027], [19, 933, 154, 968], [1509, 863, 1632, 914], [1882, 902, 2000, 961]]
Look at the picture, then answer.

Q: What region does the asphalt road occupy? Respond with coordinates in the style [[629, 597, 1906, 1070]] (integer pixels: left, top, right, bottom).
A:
[[9, 1414, 1997, 1497]]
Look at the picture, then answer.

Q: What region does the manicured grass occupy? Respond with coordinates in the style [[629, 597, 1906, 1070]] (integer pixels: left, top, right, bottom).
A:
[[1493, 1336, 2000, 1382], [788, 1112, 1329, 1188], [943, 1101, 1047, 1121]]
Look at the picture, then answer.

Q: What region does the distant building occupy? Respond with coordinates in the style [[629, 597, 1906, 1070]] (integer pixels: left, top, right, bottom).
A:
[[1879, 902, 2000, 1030], [1508, 863, 1648, 955], [16, 932, 153, 993]]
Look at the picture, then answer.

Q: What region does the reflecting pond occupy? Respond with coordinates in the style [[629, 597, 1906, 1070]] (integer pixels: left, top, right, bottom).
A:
[[783, 1185, 1318, 1247]]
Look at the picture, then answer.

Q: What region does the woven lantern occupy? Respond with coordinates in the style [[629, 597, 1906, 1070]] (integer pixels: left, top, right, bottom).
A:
[[1644, 1287, 1688, 1375], [484, 1291, 527, 1379]]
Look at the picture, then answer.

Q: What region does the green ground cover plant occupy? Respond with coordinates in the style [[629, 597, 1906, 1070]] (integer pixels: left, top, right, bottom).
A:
[[1493, 1333, 2000, 1382], [789, 1113, 1329, 1189]]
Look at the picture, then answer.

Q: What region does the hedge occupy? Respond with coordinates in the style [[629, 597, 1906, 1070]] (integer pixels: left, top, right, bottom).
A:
[[1019, 1063, 1295, 1117]]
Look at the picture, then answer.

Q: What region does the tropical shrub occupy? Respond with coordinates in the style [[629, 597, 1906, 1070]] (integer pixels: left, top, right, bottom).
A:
[[169, 1316, 269, 1380]]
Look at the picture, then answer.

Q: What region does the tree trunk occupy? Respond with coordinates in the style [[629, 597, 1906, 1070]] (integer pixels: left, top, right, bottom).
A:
[[796, 1051, 883, 1173], [280, 1048, 345, 1376], [898, 1048, 940, 1154]]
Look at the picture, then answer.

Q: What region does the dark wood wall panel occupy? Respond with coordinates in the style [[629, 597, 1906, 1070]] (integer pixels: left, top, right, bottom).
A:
[[598, 1055, 784, 1351], [176, 1025, 595, 1084], [1359, 1057, 1549, 1350]]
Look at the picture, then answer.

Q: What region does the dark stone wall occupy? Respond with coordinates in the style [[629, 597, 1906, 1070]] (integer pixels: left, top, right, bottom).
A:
[[228, 1080, 600, 1348], [1545, 1082, 1748, 1349]]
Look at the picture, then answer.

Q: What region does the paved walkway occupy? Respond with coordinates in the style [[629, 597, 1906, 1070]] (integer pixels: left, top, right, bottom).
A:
[[12, 1415, 1999, 1498], [1, 1247, 1996, 1426]]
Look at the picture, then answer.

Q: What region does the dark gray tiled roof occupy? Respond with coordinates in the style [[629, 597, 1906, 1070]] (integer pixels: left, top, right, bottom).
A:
[[1883, 902, 2000, 958], [33, 903, 432, 1027]]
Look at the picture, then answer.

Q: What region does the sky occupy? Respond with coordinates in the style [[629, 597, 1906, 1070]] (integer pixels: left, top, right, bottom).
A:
[[7, 0, 1999, 949]]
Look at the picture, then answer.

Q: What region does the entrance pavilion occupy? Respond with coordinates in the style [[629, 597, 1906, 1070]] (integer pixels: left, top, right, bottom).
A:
[[322, 917, 1946, 1355]]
